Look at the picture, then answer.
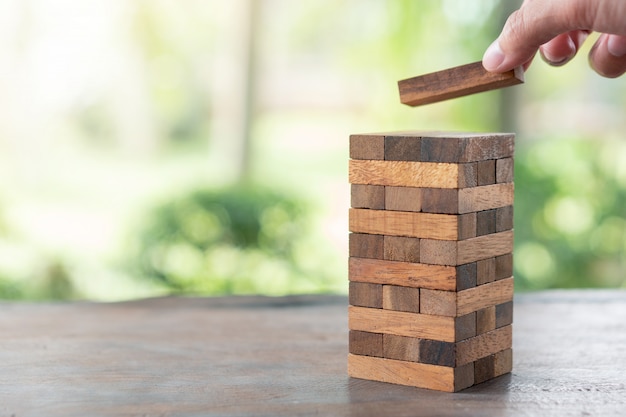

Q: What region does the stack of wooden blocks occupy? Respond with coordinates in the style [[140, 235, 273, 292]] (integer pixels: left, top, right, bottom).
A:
[[347, 131, 514, 392]]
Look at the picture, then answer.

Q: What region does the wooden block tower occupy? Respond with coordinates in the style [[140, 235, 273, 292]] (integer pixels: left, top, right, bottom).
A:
[[347, 131, 514, 392]]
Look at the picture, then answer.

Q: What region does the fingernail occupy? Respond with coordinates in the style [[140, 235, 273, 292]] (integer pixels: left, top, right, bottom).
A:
[[483, 40, 505, 71], [607, 35, 626, 57]]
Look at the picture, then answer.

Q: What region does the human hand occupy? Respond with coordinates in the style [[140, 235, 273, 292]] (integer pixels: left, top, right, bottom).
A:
[[482, 0, 626, 78]]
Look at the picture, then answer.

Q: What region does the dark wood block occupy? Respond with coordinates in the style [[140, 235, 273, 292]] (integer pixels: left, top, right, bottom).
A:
[[349, 330, 383, 357], [459, 163, 478, 188], [419, 133, 515, 163], [384, 136, 421, 161], [383, 236, 420, 263], [421, 188, 458, 214], [496, 206, 514, 232], [419, 239, 457, 266], [477, 159, 496, 186], [350, 134, 384, 160], [419, 339, 455, 367], [455, 312, 477, 341], [349, 282, 383, 309], [476, 209, 497, 237], [496, 157, 514, 183], [474, 354, 496, 384], [495, 253, 513, 280], [454, 363, 475, 391], [476, 306, 496, 334], [459, 213, 477, 240], [495, 301, 513, 328], [420, 289, 456, 317], [383, 334, 421, 362], [398, 62, 524, 107], [382, 285, 420, 313], [385, 186, 422, 212], [351, 184, 385, 209], [349, 233, 384, 259], [477, 258, 496, 285], [456, 263, 477, 291]]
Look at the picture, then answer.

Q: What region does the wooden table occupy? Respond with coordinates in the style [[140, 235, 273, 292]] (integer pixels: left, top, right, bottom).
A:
[[1, 291, 625, 416]]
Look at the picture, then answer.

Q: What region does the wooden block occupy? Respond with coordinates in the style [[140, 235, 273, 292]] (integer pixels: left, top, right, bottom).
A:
[[457, 277, 514, 316], [421, 188, 458, 214], [456, 263, 477, 291], [477, 159, 496, 186], [496, 205, 514, 232], [419, 339, 456, 367], [476, 209, 497, 236], [384, 135, 421, 161], [455, 312, 477, 341], [476, 258, 496, 285], [383, 236, 420, 263], [495, 253, 513, 280], [496, 157, 514, 183], [351, 184, 385, 209], [458, 213, 477, 240], [494, 348, 513, 377], [420, 133, 515, 163], [349, 330, 383, 357], [349, 208, 459, 240], [350, 134, 384, 160], [383, 285, 420, 313], [348, 354, 457, 392], [398, 61, 524, 107], [349, 159, 470, 189], [476, 306, 496, 334], [458, 183, 514, 214], [385, 186, 422, 212], [420, 239, 457, 266], [383, 334, 421, 362], [348, 257, 457, 291], [349, 282, 383, 308], [495, 301, 513, 328], [420, 289, 457, 317], [459, 163, 478, 188], [454, 363, 475, 391], [349, 233, 384, 259], [456, 325, 513, 366], [457, 230, 514, 264], [474, 354, 496, 384], [348, 306, 456, 342]]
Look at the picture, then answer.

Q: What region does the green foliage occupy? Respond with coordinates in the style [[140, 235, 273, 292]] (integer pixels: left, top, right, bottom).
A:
[[515, 137, 626, 290], [131, 184, 335, 295]]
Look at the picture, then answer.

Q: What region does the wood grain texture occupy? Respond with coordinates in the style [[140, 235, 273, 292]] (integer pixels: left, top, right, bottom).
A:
[[421, 188, 458, 214], [457, 277, 514, 316], [349, 208, 459, 241], [383, 285, 420, 313], [398, 61, 524, 107], [458, 183, 514, 214], [474, 354, 496, 385], [383, 236, 420, 263], [495, 253, 513, 280], [419, 339, 456, 367], [349, 330, 383, 357], [349, 282, 383, 309], [494, 348, 513, 377], [496, 157, 514, 183], [456, 230, 514, 264], [419, 239, 457, 266], [420, 289, 457, 317], [348, 257, 457, 291], [477, 159, 496, 186], [348, 306, 456, 342], [350, 134, 384, 160], [383, 334, 421, 362], [476, 306, 497, 334], [348, 354, 456, 392], [455, 312, 477, 341], [496, 205, 514, 232], [477, 257, 496, 285], [454, 363, 476, 391], [385, 186, 422, 212], [384, 135, 422, 161], [349, 159, 461, 189], [495, 301, 514, 328], [456, 325, 513, 366], [420, 134, 514, 163], [349, 233, 384, 259], [351, 184, 385, 210], [476, 209, 497, 236], [458, 213, 477, 240], [456, 263, 477, 291]]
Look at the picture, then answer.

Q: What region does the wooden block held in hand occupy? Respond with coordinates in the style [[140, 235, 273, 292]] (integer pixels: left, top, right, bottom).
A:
[[398, 61, 524, 107]]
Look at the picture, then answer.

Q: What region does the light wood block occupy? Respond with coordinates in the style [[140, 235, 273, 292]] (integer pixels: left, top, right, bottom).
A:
[[349, 159, 475, 189], [420, 230, 514, 266], [457, 278, 514, 317], [351, 184, 385, 210], [383, 236, 420, 263], [349, 257, 456, 291], [349, 208, 460, 241], [383, 285, 420, 313], [350, 134, 384, 160], [398, 61, 524, 107], [349, 330, 383, 357], [420, 289, 457, 317], [496, 157, 514, 183], [494, 348, 513, 376], [383, 334, 421, 362], [476, 306, 497, 334], [349, 282, 383, 309], [456, 325, 513, 366], [457, 183, 514, 214], [349, 233, 383, 259], [385, 186, 422, 212]]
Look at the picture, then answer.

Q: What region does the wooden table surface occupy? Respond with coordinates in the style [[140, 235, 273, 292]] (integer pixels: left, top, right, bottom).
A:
[[1, 290, 625, 416]]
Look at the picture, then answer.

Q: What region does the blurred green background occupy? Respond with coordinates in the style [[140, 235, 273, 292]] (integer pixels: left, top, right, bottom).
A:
[[0, 0, 625, 301]]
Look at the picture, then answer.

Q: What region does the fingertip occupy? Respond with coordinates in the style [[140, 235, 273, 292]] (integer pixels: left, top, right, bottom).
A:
[[482, 40, 505, 72]]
